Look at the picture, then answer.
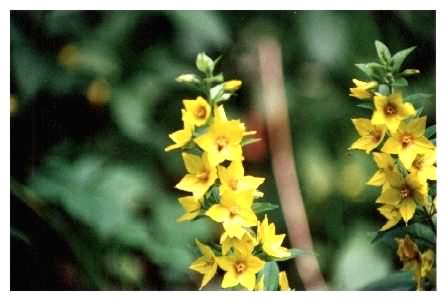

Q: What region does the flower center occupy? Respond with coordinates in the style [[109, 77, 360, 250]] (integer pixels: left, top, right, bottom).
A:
[[400, 134, 413, 148], [234, 262, 246, 274], [229, 179, 239, 191], [195, 106, 207, 119], [229, 206, 239, 218], [196, 170, 209, 183], [384, 103, 397, 116], [369, 129, 382, 143], [400, 185, 413, 200], [412, 156, 424, 170], [215, 136, 229, 152]]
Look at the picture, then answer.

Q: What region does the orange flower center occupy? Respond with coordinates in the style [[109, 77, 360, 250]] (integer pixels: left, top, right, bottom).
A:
[[384, 103, 397, 116], [400, 185, 413, 200], [229, 206, 239, 218], [195, 106, 207, 119], [400, 134, 414, 148], [216, 136, 229, 152], [235, 262, 247, 274], [196, 170, 209, 183], [412, 156, 424, 171], [369, 129, 383, 143], [229, 179, 239, 191]]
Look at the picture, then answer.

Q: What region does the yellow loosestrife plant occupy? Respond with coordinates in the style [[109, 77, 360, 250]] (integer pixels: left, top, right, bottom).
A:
[[348, 41, 436, 290], [166, 52, 302, 290]]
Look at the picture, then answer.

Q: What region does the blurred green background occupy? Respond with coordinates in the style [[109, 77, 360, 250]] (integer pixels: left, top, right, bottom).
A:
[[10, 11, 435, 290]]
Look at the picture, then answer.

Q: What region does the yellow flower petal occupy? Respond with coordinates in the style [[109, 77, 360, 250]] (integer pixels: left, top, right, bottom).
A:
[[279, 271, 290, 291], [239, 271, 256, 291], [367, 170, 385, 186], [221, 271, 239, 288], [182, 152, 203, 174], [206, 205, 230, 223], [400, 198, 416, 224], [200, 263, 217, 289]]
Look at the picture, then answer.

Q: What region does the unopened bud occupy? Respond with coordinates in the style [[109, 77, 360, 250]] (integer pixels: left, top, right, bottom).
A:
[[402, 69, 420, 76], [176, 74, 199, 84], [223, 80, 242, 92]]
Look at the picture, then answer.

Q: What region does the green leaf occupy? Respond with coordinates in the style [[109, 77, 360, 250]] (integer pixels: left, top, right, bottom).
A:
[[252, 202, 279, 214], [355, 102, 374, 111], [391, 46, 416, 72], [405, 93, 432, 108], [355, 63, 374, 78], [415, 106, 424, 117], [371, 222, 435, 249], [391, 77, 408, 87], [375, 40, 392, 65], [425, 124, 436, 139], [360, 271, 416, 290], [261, 261, 279, 291], [378, 84, 390, 96], [210, 83, 224, 103]]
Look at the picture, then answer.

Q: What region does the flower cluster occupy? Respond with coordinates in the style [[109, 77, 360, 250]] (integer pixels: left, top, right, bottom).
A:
[[166, 52, 300, 290], [348, 41, 436, 290]]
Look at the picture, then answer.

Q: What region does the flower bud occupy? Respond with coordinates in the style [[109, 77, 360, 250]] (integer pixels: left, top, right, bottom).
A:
[[402, 69, 420, 76], [176, 74, 199, 84], [223, 80, 242, 92]]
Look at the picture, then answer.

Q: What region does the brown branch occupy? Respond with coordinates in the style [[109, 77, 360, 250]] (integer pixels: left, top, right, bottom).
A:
[[255, 38, 328, 290]]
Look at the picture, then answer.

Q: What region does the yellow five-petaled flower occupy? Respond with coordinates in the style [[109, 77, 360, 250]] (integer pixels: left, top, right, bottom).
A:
[[216, 248, 265, 291], [190, 240, 218, 289], [349, 118, 386, 153], [371, 91, 416, 134], [175, 152, 217, 198], [381, 116, 435, 169], [194, 106, 245, 167], [257, 215, 290, 258]]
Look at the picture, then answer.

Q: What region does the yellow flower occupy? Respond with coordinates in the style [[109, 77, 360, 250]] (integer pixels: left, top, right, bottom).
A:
[[377, 204, 401, 231], [216, 249, 265, 290], [367, 152, 398, 188], [349, 118, 386, 153], [408, 149, 436, 181], [257, 215, 290, 258], [371, 91, 416, 133], [206, 188, 257, 239], [396, 236, 434, 291], [176, 196, 202, 222], [183, 96, 211, 127], [278, 271, 291, 291], [349, 79, 377, 100], [224, 80, 242, 92], [377, 172, 428, 224], [190, 239, 218, 289], [218, 160, 265, 198], [220, 231, 257, 255], [165, 109, 194, 152], [194, 105, 245, 167], [175, 152, 217, 198], [381, 117, 435, 169]]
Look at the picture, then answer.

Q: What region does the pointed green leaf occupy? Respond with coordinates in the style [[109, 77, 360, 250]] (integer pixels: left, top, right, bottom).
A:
[[391, 46, 416, 72], [425, 124, 436, 139], [361, 271, 416, 290], [355, 103, 374, 110], [375, 40, 392, 65], [252, 202, 279, 214]]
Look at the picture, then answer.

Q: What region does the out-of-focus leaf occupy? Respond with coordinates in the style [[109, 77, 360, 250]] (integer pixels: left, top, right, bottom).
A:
[[391, 46, 416, 72], [11, 227, 31, 245], [261, 261, 279, 291], [391, 77, 408, 87], [425, 124, 436, 139], [405, 93, 432, 108], [361, 271, 416, 290], [356, 103, 373, 110], [252, 202, 279, 214], [371, 222, 435, 249]]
